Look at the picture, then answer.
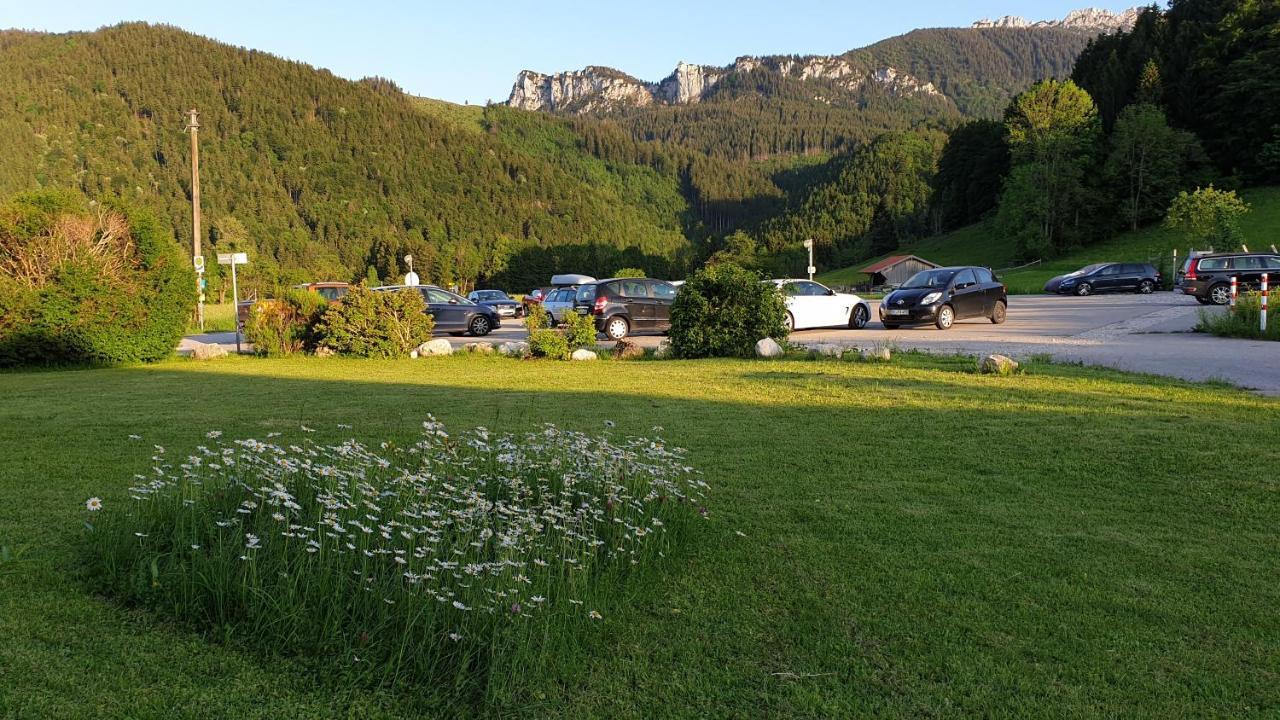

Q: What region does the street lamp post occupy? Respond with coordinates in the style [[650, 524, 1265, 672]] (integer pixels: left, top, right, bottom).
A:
[[404, 254, 419, 286]]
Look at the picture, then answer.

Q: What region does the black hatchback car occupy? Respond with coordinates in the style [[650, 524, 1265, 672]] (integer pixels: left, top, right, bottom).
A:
[[375, 285, 500, 336], [879, 266, 1007, 330], [573, 278, 679, 340], [1044, 263, 1161, 296], [467, 289, 522, 318], [1176, 252, 1280, 305]]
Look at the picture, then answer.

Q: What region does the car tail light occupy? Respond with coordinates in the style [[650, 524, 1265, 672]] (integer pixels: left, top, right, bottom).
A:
[[1185, 260, 1199, 281], [593, 296, 607, 315]]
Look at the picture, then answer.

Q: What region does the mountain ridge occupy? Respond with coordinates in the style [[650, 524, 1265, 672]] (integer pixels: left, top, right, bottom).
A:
[[506, 7, 1140, 115]]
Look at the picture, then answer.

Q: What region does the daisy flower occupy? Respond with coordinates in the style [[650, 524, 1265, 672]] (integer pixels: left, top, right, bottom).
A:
[[85, 497, 103, 512]]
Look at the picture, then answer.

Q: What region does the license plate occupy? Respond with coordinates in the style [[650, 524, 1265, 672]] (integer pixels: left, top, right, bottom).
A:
[[885, 308, 908, 316]]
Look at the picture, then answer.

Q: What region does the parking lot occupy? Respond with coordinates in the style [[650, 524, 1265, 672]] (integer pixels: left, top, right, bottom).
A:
[[184, 293, 1280, 395]]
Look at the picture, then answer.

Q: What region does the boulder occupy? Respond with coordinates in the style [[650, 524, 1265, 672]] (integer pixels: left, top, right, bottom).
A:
[[497, 341, 530, 357], [612, 340, 645, 360], [980, 354, 1019, 375], [810, 343, 843, 358], [653, 340, 673, 359], [463, 342, 495, 354], [570, 348, 599, 361], [313, 345, 336, 358], [861, 346, 892, 362], [416, 339, 453, 357], [190, 342, 228, 361], [755, 338, 784, 358]]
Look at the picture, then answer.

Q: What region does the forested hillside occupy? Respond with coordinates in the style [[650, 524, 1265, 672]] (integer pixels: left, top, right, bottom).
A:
[[0, 24, 720, 293]]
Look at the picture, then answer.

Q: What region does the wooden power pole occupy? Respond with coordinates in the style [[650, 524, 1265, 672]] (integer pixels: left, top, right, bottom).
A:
[[186, 108, 204, 330]]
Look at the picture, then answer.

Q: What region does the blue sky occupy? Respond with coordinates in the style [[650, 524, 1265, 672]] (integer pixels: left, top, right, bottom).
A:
[[2, 1, 1139, 104]]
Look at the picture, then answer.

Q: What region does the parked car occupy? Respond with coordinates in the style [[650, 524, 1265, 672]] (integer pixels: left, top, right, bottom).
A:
[[522, 287, 553, 314], [522, 274, 597, 316], [1176, 252, 1280, 305], [374, 284, 500, 336], [467, 289, 522, 318], [573, 278, 679, 340], [1044, 263, 1161, 295], [771, 279, 871, 331], [236, 281, 350, 327], [541, 287, 579, 324], [879, 266, 1007, 330]]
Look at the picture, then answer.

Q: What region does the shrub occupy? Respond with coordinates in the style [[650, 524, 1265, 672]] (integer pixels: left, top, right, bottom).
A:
[[561, 310, 599, 349], [82, 419, 706, 696], [1197, 292, 1280, 341], [314, 285, 433, 357], [0, 190, 194, 366], [527, 328, 570, 359], [613, 267, 645, 278], [669, 262, 787, 358], [244, 288, 328, 357], [524, 302, 551, 331]]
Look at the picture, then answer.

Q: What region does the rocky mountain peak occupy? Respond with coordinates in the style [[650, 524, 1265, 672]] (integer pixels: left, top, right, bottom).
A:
[[972, 7, 1141, 32]]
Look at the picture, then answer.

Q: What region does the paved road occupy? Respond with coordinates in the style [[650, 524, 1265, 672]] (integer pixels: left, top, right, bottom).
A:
[[181, 294, 1280, 395]]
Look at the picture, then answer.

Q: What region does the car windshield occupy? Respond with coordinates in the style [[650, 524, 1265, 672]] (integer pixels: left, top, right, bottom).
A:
[[902, 269, 957, 289], [1069, 264, 1107, 277], [475, 291, 506, 301]]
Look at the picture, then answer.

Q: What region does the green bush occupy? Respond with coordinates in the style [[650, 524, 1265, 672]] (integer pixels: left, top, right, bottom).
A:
[[613, 267, 646, 278], [669, 262, 787, 358], [1197, 293, 1280, 341], [528, 328, 570, 360], [314, 285, 433, 357], [244, 288, 328, 357], [561, 310, 599, 349], [0, 189, 194, 366], [525, 302, 551, 331]]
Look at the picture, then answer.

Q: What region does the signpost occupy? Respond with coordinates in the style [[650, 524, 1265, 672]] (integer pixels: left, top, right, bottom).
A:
[[217, 252, 249, 353], [804, 238, 816, 281], [403, 254, 419, 286]]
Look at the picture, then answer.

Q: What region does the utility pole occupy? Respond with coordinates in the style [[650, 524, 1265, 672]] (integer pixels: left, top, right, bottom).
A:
[[186, 108, 204, 331]]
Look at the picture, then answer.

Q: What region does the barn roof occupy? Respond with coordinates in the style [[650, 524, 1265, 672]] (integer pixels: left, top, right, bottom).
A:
[[859, 255, 940, 274]]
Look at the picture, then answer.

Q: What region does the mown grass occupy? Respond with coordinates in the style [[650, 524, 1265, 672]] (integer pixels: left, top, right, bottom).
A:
[[2, 355, 1279, 718], [820, 186, 1280, 295], [186, 302, 237, 334]]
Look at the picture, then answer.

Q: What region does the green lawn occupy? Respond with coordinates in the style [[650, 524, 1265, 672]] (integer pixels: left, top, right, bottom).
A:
[[820, 186, 1280, 294], [186, 301, 237, 334], [2, 356, 1279, 718]]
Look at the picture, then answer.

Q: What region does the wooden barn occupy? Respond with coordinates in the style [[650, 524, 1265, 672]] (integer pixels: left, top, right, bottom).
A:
[[859, 255, 940, 287]]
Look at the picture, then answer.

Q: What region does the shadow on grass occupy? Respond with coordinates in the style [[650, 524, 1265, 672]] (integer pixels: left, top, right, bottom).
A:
[[0, 357, 1278, 718]]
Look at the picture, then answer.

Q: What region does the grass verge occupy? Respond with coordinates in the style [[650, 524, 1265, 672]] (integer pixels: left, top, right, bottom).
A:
[[2, 355, 1279, 717]]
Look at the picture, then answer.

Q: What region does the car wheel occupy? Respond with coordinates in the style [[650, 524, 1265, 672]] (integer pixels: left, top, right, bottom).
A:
[[848, 305, 869, 329], [469, 315, 492, 337], [1075, 283, 1092, 297], [990, 300, 1007, 324], [604, 316, 630, 341], [783, 312, 795, 333], [1195, 296, 1212, 305], [1138, 280, 1155, 294], [935, 305, 955, 330], [1208, 283, 1231, 305]]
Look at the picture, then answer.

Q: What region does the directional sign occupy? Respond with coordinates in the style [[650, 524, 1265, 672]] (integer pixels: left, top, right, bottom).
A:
[[217, 252, 249, 265]]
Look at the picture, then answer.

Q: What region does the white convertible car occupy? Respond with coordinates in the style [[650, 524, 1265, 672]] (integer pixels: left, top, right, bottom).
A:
[[771, 279, 871, 331]]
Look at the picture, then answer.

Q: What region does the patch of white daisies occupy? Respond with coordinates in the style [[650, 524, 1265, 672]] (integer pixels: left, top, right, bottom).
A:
[[84, 417, 707, 689]]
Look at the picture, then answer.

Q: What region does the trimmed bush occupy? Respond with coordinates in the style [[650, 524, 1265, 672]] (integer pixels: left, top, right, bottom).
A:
[[314, 285, 433, 357], [0, 189, 194, 366], [524, 302, 552, 331], [528, 328, 570, 360], [669, 262, 787, 358], [561, 310, 599, 349], [244, 288, 328, 357]]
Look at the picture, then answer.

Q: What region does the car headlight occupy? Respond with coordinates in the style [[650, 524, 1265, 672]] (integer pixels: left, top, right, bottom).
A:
[[920, 292, 942, 305]]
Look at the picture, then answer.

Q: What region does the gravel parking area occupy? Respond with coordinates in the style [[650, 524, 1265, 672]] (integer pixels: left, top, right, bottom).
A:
[[182, 293, 1280, 395]]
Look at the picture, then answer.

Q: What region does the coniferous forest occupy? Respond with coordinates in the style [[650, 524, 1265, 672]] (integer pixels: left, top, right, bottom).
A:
[[1, 1, 1275, 292]]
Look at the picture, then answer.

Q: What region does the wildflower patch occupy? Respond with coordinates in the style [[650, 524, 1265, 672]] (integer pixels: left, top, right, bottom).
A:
[[83, 418, 707, 695]]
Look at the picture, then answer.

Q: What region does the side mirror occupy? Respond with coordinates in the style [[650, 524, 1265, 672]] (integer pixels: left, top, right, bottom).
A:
[[826, 289, 835, 296]]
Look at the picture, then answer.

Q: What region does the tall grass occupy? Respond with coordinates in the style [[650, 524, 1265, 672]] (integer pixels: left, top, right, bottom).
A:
[[82, 418, 707, 701], [1197, 292, 1280, 341]]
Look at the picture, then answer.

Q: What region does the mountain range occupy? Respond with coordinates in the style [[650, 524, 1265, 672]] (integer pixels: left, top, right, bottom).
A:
[[506, 7, 1140, 117]]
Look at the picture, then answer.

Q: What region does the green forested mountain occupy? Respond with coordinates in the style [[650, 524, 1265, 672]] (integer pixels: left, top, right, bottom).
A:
[[0, 23, 720, 293]]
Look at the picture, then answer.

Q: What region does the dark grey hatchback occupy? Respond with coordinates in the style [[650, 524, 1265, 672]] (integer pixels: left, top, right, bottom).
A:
[[879, 266, 1007, 330]]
